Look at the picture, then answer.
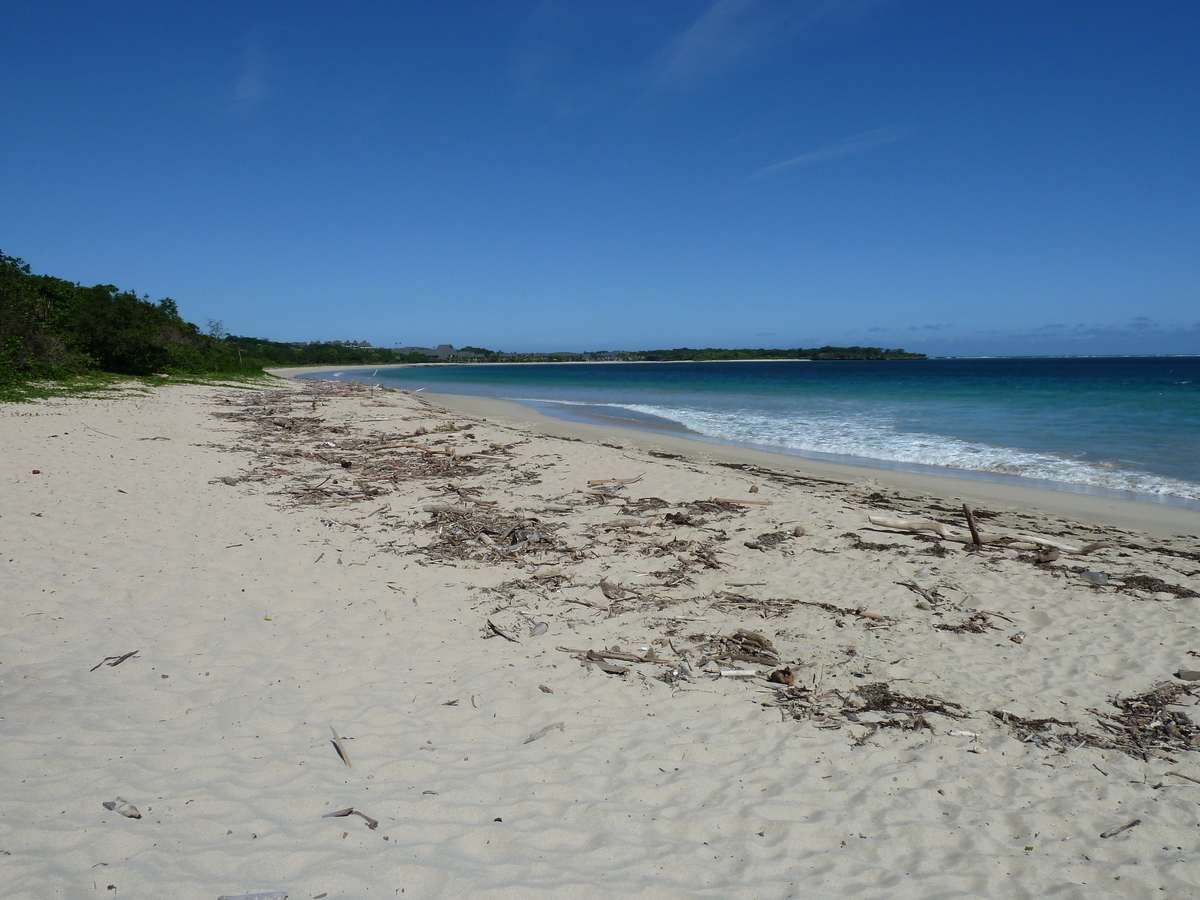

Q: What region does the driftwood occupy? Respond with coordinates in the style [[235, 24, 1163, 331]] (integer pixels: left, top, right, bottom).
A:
[[867, 515, 1116, 555], [588, 474, 645, 485], [587, 658, 631, 675], [1164, 771, 1200, 786], [486, 619, 520, 643], [556, 646, 671, 665], [561, 596, 608, 610], [962, 504, 983, 547], [90, 650, 139, 672], [1099, 818, 1141, 839], [322, 806, 378, 829], [712, 497, 772, 506]]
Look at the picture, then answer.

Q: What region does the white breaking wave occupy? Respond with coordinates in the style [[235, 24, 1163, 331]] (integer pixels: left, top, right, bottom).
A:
[[531, 398, 1200, 501]]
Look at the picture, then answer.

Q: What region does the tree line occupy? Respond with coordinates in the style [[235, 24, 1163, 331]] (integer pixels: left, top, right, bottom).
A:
[[0, 250, 243, 383], [0, 251, 441, 390]]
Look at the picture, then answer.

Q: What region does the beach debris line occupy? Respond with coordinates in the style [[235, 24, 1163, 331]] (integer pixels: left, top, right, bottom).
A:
[[203, 381, 1200, 773], [765, 680, 969, 739], [102, 798, 141, 819], [991, 680, 1200, 760], [90, 650, 139, 672], [1089, 681, 1200, 760], [321, 807, 378, 829], [1114, 575, 1199, 599]]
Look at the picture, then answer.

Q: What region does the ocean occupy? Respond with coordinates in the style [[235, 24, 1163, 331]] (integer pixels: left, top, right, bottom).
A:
[[303, 357, 1200, 507]]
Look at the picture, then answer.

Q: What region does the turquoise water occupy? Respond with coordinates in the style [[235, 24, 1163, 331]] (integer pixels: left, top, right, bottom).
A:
[[305, 357, 1200, 505]]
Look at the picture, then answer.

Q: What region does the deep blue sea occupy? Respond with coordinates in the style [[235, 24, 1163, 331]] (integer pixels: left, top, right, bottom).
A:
[[305, 358, 1200, 506]]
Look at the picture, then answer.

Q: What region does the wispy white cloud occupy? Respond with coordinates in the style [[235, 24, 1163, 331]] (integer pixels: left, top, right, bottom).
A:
[[510, 0, 895, 114], [657, 0, 785, 89], [750, 126, 909, 179], [656, 0, 893, 91]]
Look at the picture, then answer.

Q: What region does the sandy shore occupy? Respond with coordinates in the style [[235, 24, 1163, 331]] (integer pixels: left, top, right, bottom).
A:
[[4, 377, 1200, 899], [272, 365, 1200, 539]]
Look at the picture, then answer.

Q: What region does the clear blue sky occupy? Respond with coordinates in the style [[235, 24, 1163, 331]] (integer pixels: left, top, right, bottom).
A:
[[3, 1, 1197, 356]]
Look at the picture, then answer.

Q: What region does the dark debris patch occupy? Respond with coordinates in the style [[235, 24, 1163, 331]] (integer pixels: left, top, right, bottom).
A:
[[416, 509, 568, 563], [844, 532, 908, 552], [860, 491, 901, 510], [853, 682, 969, 720], [1091, 682, 1200, 761], [1124, 543, 1200, 564], [935, 612, 999, 634], [1116, 575, 1199, 599], [992, 682, 1200, 761], [622, 497, 672, 515], [685, 500, 747, 518], [693, 629, 781, 666], [989, 710, 1086, 752], [744, 531, 793, 551], [766, 681, 968, 743]]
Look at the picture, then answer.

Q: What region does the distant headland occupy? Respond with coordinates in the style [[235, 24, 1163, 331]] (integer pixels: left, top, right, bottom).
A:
[[236, 340, 926, 366]]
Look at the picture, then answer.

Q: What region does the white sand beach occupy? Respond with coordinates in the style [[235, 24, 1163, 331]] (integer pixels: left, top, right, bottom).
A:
[[3, 376, 1200, 899]]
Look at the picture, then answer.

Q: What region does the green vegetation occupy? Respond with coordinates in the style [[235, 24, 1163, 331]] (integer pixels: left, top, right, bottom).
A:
[[216, 335, 435, 367], [1, 250, 252, 395], [0, 251, 440, 399]]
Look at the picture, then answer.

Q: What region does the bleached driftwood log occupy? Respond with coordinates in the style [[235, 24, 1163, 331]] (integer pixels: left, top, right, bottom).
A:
[[866, 515, 1115, 555]]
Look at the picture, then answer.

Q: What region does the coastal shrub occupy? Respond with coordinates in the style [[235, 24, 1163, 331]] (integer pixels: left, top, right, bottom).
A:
[[0, 250, 253, 388]]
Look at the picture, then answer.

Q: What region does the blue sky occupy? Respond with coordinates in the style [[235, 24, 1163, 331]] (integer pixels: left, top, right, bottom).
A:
[[2, 1, 1197, 356]]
